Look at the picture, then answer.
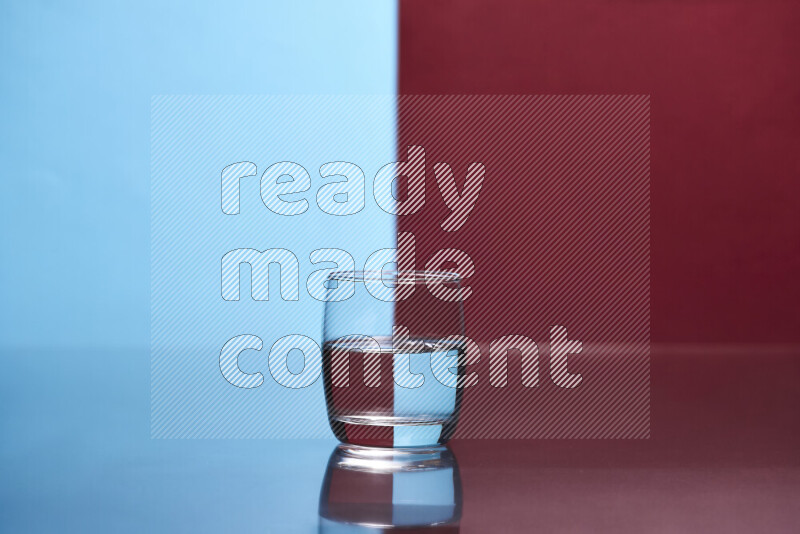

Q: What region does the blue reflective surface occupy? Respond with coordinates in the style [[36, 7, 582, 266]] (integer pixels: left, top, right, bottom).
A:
[[0, 349, 335, 532], [1, 349, 462, 532]]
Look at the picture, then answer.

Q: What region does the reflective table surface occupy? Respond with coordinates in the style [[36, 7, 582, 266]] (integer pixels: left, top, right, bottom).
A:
[[1, 347, 798, 532]]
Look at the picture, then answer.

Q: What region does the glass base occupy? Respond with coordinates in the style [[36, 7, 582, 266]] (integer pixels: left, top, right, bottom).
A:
[[329, 416, 456, 448], [334, 414, 450, 426]]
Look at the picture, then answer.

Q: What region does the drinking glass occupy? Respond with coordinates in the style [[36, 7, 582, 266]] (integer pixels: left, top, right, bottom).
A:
[[322, 270, 465, 448]]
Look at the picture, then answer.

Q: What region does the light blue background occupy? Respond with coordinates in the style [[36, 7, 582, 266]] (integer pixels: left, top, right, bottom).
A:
[[0, 0, 397, 350], [150, 95, 396, 438], [1, 1, 397, 531]]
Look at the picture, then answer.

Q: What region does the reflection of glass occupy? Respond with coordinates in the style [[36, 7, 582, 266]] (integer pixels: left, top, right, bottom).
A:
[[322, 271, 465, 448], [318, 444, 462, 532]]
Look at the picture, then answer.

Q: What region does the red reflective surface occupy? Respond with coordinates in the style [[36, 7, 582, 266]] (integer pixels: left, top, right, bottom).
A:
[[448, 346, 800, 531]]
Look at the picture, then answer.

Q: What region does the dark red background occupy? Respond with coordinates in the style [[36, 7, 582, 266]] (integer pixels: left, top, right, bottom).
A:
[[399, 3, 800, 529], [399, 0, 800, 343]]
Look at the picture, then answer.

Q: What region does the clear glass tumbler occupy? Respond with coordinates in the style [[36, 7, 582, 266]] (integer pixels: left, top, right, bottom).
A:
[[322, 270, 465, 448]]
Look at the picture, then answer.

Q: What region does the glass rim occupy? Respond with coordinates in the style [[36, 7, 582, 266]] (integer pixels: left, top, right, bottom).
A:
[[326, 269, 461, 284]]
